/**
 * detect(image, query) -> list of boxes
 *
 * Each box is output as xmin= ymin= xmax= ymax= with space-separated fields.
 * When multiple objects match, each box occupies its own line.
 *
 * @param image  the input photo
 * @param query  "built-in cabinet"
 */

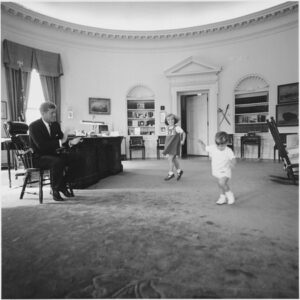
xmin=235 ymin=92 xmax=269 ymax=133
xmin=127 ymin=99 xmax=155 ymax=135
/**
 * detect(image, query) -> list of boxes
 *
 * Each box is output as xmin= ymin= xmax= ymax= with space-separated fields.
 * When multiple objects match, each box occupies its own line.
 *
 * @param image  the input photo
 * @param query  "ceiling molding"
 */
xmin=1 ymin=2 xmax=298 ymax=41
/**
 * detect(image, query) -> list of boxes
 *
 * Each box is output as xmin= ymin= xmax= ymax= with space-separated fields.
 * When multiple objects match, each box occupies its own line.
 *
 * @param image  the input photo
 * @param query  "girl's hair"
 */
xmin=215 ymin=131 xmax=229 ymax=145
xmin=165 ymin=113 xmax=180 ymax=125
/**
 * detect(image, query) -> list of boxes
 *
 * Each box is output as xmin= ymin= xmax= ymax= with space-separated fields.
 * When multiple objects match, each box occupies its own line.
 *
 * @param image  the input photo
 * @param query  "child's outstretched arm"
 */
xmin=198 ymin=139 xmax=206 ymax=150
xmin=180 ymin=131 xmax=186 ymax=145
xmin=229 ymin=158 xmax=236 ymax=168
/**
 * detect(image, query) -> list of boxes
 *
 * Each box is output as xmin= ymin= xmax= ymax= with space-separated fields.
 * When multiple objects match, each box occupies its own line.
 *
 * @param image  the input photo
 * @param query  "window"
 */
xmin=25 ymin=69 xmax=44 ymax=125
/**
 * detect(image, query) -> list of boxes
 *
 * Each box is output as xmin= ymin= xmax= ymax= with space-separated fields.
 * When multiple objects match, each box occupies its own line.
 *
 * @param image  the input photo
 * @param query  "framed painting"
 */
xmin=89 ymin=98 xmax=111 ymax=115
xmin=1 ymin=101 xmax=7 ymax=119
xmin=276 ymin=103 xmax=298 ymax=127
xmin=278 ymin=83 xmax=298 ymax=104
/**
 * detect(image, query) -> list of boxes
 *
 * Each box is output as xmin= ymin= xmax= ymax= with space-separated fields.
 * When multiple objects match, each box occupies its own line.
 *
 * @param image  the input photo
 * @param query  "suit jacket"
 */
xmin=29 ymin=118 xmax=64 ymax=158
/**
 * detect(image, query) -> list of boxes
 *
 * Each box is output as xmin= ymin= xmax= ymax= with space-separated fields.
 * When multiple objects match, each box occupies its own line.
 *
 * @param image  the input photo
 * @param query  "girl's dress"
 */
xmin=163 ymin=125 xmax=183 ymax=156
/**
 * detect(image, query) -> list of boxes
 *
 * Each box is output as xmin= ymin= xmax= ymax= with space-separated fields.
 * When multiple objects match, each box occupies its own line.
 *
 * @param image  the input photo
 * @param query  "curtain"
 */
xmin=5 ymin=68 xmax=31 ymax=122
xmin=40 ymin=75 xmax=62 ymax=123
xmin=3 ymin=39 xmax=63 ymax=122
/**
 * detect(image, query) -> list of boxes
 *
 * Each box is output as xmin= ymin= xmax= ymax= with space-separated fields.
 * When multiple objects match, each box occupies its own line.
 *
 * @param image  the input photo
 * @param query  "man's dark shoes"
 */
xmin=177 ymin=170 xmax=184 ymax=181
xmin=52 ymin=190 xmax=64 ymax=201
xmin=59 ymin=188 xmax=73 ymax=198
xmin=164 ymin=173 xmax=175 ymax=181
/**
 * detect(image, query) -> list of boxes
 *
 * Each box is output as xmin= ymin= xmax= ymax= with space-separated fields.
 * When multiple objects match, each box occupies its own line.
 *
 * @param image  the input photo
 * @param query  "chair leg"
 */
xmin=68 ymin=183 xmax=74 ymax=197
xmin=20 ymin=173 xmax=30 ymax=199
xmin=39 ymin=170 xmax=44 ymax=204
xmin=287 ymin=167 xmax=297 ymax=185
xmin=157 ymin=149 xmax=160 ymax=159
xmin=130 ymin=149 xmax=132 ymax=160
xmin=143 ymin=148 xmax=145 ymax=160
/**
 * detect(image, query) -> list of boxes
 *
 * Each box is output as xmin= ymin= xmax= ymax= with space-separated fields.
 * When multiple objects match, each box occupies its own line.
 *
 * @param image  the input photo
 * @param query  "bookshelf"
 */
xmin=127 ymin=99 xmax=155 ymax=135
xmin=235 ymin=92 xmax=269 ymax=133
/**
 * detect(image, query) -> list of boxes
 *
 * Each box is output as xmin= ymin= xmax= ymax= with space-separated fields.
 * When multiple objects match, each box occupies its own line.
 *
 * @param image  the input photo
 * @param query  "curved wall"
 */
xmin=1 ymin=3 xmax=298 ymax=158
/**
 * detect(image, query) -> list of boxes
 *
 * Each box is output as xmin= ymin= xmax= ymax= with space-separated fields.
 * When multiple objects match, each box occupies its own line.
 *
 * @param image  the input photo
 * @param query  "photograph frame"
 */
xmin=89 ymin=98 xmax=111 ymax=115
xmin=1 ymin=101 xmax=7 ymax=119
xmin=276 ymin=103 xmax=298 ymax=127
xmin=277 ymin=82 xmax=298 ymax=104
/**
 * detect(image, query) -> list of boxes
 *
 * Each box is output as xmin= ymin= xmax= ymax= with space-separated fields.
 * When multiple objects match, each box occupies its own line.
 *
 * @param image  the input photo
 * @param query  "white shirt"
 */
xmin=205 ymin=144 xmax=235 ymax=178
xmin=42 ymin=119 xmax=63 ymax=147
xmin=42 ymin=119 xmax=51 ymax=136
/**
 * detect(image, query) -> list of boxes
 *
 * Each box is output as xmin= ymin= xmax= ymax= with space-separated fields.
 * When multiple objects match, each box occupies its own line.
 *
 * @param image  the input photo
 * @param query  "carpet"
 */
xmin=1 ymin=159 xmax=299 ymax=298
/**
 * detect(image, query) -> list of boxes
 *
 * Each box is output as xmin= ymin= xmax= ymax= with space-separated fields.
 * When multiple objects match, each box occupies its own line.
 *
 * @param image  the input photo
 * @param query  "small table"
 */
xmin=241 ymin=135 xmax=261 ymax=159
xmin=1 ymin=138 xmax=15 ymax=188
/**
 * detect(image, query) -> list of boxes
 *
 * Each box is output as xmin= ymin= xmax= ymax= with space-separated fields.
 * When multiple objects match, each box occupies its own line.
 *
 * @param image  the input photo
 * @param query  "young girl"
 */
xmin=199 ymin=131 xmax=236 ymax=204
xmin=162 ymin=113 xmax=186 ymax=181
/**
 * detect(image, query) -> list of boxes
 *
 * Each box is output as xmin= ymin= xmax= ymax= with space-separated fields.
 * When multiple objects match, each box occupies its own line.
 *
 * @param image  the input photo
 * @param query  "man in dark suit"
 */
xmin=29 ymin=102 xmax=82 ymax=201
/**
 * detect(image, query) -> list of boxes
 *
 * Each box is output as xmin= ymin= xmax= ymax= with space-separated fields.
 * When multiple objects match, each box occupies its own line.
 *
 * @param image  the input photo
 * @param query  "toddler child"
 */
xmin=199 ymin=131 xmax=236 ymax=204
xmin=163 ymin=113 xmax=186 ymax=181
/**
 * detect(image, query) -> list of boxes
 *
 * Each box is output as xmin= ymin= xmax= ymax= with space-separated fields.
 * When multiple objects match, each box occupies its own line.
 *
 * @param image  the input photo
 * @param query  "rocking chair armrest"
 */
xmin=23 ymin=148 xmax=34 ymax=155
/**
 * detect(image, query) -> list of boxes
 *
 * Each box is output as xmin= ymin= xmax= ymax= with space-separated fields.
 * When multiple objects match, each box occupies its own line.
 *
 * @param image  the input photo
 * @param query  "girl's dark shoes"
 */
xmin=177 ymin=170 xmax=183 ymax=180
xmin=59 ymin=188 xmax=73 ymax=198
xmin=164 ymin=173 xmax=175 ymax=181
xmin=52 ymin=190 xmax=64 ymax=201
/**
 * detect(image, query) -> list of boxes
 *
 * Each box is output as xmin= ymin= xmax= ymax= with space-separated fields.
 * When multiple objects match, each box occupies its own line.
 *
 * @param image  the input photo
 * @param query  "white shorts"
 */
xmin=212 ymin=169 xmax=231 ymax=179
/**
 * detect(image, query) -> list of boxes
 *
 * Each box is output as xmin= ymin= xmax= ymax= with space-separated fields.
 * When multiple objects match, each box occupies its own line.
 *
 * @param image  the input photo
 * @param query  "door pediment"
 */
xmin=165 ymin=56 xmax=221 ymax=77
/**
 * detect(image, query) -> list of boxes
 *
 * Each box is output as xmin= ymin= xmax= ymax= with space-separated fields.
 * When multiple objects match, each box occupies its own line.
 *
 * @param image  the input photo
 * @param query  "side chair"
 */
xmin=129 ymin=136 xmax=145 ymax=160
xmin=156 ymin=135 xmax=166 ymax=159
xmin=11 ymin=134 xmax=51 ymax=204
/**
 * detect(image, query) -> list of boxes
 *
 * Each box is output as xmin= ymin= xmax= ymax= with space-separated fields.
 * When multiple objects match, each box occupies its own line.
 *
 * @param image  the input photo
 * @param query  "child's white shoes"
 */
xmin=225 ymin=191 xmax=235 ymax=205
xmin=216 ymin=194 xmax=226 ymax=205
xmin=216 ymin=191 xmax=235 ymax=205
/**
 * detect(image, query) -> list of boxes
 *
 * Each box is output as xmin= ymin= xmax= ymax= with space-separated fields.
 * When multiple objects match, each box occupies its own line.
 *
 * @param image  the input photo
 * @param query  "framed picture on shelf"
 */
xmin=160 ymin=112 xmax=166 ymax=123
xmin=276 ymin=103 xmax=298 ymax=126
xmin=1 ymin=101 xmax=7 ymax=119
xmin=278 ymin=83 xmax=298 ymax=104
xmin=89 ymin=98 xmax=110 ymax=115
xmin=137 ymin=103 xmax=145 ymax=109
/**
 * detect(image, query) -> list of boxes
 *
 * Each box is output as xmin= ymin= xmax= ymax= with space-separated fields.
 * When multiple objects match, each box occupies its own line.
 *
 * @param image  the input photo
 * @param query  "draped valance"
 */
xmin=3 ymin=39 xmax=63 ymax=77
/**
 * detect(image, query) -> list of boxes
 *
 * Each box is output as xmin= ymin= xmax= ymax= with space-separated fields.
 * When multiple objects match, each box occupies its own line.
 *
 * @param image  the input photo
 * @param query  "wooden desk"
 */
xmin=68 ymin=136 xmax=123 ymax=188
xmin=2 ymin=136 xmax=123 ymax=189
xmin=241 ymin=135 xmax=261 ymax=159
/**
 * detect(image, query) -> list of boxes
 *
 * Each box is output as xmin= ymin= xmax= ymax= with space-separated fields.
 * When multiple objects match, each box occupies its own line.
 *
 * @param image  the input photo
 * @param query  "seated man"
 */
xmin=29 ymin=102 xmax=82 ymax=201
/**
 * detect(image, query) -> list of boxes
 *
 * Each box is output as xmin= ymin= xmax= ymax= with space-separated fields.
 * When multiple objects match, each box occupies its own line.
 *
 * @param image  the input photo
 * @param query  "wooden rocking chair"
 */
xmin=267 ymin=117 xmax=298 ymax=184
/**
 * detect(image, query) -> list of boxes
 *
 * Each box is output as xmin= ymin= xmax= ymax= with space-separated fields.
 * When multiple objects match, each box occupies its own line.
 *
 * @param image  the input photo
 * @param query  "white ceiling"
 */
xmin=14 ymin=1 xmax=287 ymax=31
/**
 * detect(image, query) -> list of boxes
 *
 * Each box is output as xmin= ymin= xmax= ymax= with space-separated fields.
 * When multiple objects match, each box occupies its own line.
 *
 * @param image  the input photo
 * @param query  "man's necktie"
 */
xmin=49 ymin=123 xmax=52 ymax=137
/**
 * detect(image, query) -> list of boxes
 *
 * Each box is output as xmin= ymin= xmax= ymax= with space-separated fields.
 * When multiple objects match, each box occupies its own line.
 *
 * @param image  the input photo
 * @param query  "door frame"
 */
xmin=170 ymin=83 xmax=218 ymax=147
xmin=180 ymin=92 xmax=209 ymax=157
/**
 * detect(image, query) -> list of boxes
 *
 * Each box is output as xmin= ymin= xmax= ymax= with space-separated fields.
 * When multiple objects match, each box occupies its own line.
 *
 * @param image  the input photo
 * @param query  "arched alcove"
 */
xmin=126 ymin=84 xmax=156 ymax=136
xmin=127 ymin=85 xmax=155 ymax=99
xmin=234 ymin=74 xmax=269 ymax=133
xmin=235 ymin=74 xmax=269 ymax=93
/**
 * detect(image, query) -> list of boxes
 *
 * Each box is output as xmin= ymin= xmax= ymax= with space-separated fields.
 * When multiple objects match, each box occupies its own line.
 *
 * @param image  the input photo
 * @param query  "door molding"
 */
xmin=165 ymin=56 xmax=221 ymax=145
